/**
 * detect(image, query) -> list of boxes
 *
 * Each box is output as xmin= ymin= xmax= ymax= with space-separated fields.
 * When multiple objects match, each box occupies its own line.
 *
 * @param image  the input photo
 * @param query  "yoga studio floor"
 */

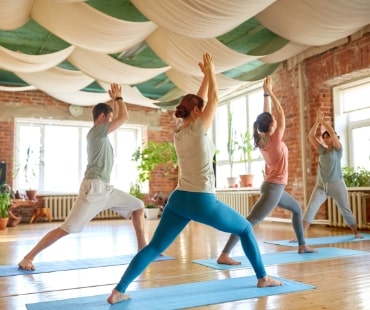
xmin=1 ymin=218 xmax=370 ymax=309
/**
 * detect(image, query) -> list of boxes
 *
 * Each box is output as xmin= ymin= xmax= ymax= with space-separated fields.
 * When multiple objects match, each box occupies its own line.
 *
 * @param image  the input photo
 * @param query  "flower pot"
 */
xmin=0 ymin=217 xmax=8 ymax=230
xmin=239 ymin=174 xmax=254 ymax=187
xmin=227 ymin=177 xmax=238 ymax=188
xmin=144 ymin=208 xmax=159 ymax=220
xmin=26 ymin=190 xmax=37 ymax=201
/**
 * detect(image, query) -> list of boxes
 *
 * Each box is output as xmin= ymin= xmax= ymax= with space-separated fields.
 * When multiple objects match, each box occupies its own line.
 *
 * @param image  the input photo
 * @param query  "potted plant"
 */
xmin=342 ymin=166 xmax=370 ymax=187
xmin=226 ymin=111 xmax=238 ymax=187
xmin=131 ymin=141 xmax=178 ymax=184
xmin=237 ymin=130 xmax=258 ymax=187
xmin=15 ymin=145 xmax=44 ymax=200
xmin=0 ymin=183 xmax=11 ymax=229
xmin=144 ymin=204 xmax=160 ymax=220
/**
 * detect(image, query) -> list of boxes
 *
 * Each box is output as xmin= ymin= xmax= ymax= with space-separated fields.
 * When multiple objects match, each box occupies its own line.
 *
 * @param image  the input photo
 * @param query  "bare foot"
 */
xmin=289 ymin=237 xmax=298 ymax=243
xmin=298 ymin=245 xmax=317 ymax=254
xmin=107 ymin=289 xmax=130 ymax=305
xmin=217 ymin=253 xmax=241 ymax=265
xmin=354 ymin=233 xmax=363 ymax=239
xmin=257 ymin=276 xmax=283 ymax=287
xmin=18 ymin=258 xmax=35 ymax=271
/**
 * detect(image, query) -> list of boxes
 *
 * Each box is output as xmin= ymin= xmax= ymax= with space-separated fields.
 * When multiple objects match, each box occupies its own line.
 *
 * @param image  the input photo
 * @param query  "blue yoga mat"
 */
xmin=0 ymin=255 xmax=174 ymax=277
xmin=25 ymin=275 xmax=315 ymax=310
xmin=192 ymin=247 xmax=368 ymax=270
xmin=265 ymin=233 xmax=370 ymax=247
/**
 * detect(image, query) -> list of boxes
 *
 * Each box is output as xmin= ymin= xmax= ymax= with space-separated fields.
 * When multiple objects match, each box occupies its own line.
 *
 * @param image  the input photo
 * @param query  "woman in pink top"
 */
xmin=217 ymin=76 xmax=316 ymax=265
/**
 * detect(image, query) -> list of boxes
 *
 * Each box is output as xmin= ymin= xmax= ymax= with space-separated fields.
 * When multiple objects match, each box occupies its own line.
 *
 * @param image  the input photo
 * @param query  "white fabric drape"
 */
xmin=0 ymin=0 xmax=369 ymax=108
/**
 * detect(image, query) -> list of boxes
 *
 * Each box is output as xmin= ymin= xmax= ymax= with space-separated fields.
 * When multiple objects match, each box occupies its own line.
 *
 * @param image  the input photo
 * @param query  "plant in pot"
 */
xmin=0 ymin=183 xmax=11 ymax=229
xmin=15 ymin=145 xmax=44 ymax=200
xmin=237 ymin=130 xmax=258 ymax=187
xmin=144 ymin=203 xmax=160 ymax=220
xmin=226 ymin=111 xmax=238 ymax=188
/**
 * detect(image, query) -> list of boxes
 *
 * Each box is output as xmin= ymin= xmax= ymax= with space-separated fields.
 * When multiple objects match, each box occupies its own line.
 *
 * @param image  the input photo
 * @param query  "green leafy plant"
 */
xmin=129 ymin=182 xmax=144 ymax=200
xmin=132 ymin=141 xmax=178 ymax=183
xmin=145 ymin=204 xmax=158 ymax=209
xmin=0 ymin=183 xmax=11 ymax=218
xmin=342 ymin=166 xmax=370 ymax=187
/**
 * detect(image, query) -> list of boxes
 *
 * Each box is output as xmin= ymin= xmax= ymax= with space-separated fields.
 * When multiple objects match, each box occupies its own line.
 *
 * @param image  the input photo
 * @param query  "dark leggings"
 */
xmin=222 ymin=182 xmax=306 ymax=254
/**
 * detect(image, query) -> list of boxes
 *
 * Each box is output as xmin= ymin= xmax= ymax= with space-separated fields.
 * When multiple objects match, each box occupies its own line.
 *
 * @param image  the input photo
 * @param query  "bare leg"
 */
xmin=350 ymin=224 xmax=363 ymax=238
xmin=257 ymin=276 xmax=283 ymax=287
xmin=217 ymin=253 xmax=241 ymax=265
xmin=107 ymin=289 xmax=130 ymax=305
xmin=131 ymin=208 xmax=147 ymax=251
xmin=18 ymin=227 xmax=69 ymax=270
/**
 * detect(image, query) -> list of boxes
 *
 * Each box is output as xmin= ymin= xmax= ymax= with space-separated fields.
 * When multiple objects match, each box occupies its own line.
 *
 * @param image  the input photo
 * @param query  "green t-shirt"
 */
xmin=84 ymin=123 xmax=113 ymax=183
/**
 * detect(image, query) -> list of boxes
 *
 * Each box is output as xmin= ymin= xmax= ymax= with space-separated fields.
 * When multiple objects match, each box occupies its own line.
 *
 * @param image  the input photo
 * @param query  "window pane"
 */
xmin=16 ymin=125 xmax=42 ymax=190
xmin=351 ymin=126 xmax=370 ymax=170
xmin=44 ymin=126 xmax=81 ymax=192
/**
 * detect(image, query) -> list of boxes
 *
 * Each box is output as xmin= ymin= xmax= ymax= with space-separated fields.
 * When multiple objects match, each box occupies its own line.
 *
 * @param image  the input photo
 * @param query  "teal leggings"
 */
xmin=115 ymin=190 xmax=267 ymax=293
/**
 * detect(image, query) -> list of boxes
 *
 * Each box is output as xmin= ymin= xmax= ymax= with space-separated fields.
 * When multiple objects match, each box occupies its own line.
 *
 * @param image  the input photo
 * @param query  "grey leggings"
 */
xmin=222 ymin=182 xmax=306 ymax=254
xmin=303 ymin=179 xmax=356 ymax=226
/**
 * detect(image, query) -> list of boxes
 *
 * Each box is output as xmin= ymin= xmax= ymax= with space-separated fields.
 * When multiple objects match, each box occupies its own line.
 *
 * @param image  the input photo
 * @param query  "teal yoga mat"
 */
xmin=264 ymin=233 xmax=370 ymax=247
xmin=0 ymin=255 xmax=174 ymax=277
xmin=192 ymin=247 xmax=368 ymax=270
xmin=25 ymin=275 xmax=315 ymax=310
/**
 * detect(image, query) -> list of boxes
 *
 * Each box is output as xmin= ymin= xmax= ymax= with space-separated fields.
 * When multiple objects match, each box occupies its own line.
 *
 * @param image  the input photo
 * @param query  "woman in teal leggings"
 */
xmin=107 ymin=53 xmax=281 ymax=304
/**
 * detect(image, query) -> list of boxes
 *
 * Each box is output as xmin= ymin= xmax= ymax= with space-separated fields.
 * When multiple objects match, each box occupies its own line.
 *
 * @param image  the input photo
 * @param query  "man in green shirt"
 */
xmin=18 ymin=83 xmax=147 ymax=271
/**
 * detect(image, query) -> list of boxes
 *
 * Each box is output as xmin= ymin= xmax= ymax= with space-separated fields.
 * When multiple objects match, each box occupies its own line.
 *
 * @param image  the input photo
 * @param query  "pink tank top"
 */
xmin=259 ymin=129 xmax=288 ymax=185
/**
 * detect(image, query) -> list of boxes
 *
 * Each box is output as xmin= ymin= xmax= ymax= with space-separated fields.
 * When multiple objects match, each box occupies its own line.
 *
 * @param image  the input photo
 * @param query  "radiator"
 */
xmin=44 ymin=195 xmax=120 ymax=221
xmin=216 ymin=190 xmax=260 ymax=217
xmin=328 ymin=192 xmax=369 ymax=229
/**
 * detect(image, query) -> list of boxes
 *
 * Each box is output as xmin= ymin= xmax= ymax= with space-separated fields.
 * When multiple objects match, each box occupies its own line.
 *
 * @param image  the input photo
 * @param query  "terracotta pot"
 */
xmin=26 ymin=190 xmax=37 ymax=201
xmin=239 ymin=174 xmax=254 ymax=187
xmin=0 ymin=217 xmax=9 ymax=230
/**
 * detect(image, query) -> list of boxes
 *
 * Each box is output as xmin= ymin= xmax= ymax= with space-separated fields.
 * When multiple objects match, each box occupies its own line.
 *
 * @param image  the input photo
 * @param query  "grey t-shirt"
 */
xmin=317 ymin=144 xmax=343 ymax=183
xmin=84 ymin=122 xmax=113 ymax=183
xmin=175 ymin=118 xmax=216 ymax=193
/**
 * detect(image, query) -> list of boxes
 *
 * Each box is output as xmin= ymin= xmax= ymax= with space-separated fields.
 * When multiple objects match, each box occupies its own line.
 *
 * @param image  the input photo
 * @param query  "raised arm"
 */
xmin=263 ymin=76 xmax=285 ymax=133
xmin=308 ymin=111 xmax=322 ymax=151
xmin=319 ymin=114 xmax=341 ymax=150
xmin=199 ymin=53 xmax=218 ymax=131
xmin=107 ymin=83 xmax=129 ymax=134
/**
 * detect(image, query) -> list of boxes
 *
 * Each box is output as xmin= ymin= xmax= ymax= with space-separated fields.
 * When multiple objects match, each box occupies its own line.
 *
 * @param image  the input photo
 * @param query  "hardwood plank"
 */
xmin=0 ymin=219 xmax=369 ymax=309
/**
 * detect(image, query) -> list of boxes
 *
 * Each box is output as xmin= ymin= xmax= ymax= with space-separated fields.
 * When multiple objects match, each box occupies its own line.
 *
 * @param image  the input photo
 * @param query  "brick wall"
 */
xmin=0 ymin=31 xmax=369 ymax=221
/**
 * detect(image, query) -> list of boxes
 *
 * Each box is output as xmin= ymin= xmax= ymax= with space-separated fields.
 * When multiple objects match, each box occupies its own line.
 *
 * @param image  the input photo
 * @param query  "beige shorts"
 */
xmin=60 ymin=179 xmax=144 ymax=233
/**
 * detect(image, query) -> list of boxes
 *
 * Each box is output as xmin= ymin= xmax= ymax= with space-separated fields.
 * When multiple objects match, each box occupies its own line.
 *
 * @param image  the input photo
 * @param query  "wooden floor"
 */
xmin=1 ymin=218 xmax=370 ymax=310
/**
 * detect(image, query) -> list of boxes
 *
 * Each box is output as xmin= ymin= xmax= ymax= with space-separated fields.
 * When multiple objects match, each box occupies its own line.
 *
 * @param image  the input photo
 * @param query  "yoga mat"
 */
xmin=192 ymin=247 xmax=368 ymax=270
xmin=264 ymin=233 xmax=370 ymax=247
xmin=25 ymin=275 xmax=315 ymax=310
xmin=0 ymin=255 xmax=174 ymax=277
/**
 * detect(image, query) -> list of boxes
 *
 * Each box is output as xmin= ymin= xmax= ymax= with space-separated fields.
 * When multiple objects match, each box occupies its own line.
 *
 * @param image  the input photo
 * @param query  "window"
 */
xmin=14 ymin=118 xmax=142 ymax=194
xmin=214 ymin=84 xmax=264 ymax=188
xmin=333 ymin=78 xmax=370 ymax=170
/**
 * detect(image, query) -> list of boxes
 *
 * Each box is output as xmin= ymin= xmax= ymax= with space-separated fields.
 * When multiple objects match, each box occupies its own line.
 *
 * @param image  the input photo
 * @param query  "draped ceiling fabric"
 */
xmin=0 ymin=0 xmax=369 ymax=109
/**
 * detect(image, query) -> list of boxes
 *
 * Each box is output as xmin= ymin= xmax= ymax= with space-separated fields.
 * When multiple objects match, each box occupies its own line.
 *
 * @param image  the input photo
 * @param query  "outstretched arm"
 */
xmin=199 ymin=53 xmax=218 ymax=131
xmin=308 ymin=111 xmax=322 ymax=151
xmin=107 ymin=83 xmax=129 ymax=134
xmin=320 ymin=114 xmax=341 ymax=150
xmin=263 ymin=76 xmax=285 ymax=133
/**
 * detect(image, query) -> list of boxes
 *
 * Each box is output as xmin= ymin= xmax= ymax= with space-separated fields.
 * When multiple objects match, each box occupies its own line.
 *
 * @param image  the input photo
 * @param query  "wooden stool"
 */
xmin=29 ymin=207 xmax=52 ymax=223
